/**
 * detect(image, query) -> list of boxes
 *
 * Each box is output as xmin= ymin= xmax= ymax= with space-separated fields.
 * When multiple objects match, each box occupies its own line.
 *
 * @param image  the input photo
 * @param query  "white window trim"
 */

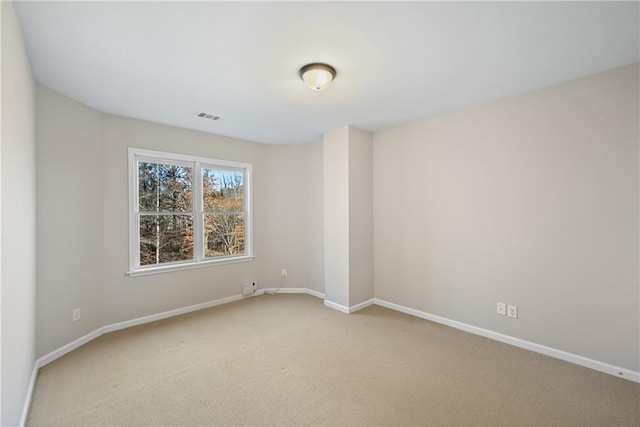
xmin=127 ymin=147 xmax=253 ymax=276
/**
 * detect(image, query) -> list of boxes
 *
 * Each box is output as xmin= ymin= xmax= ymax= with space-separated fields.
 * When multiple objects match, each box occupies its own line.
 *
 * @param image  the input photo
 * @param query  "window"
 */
xmin=128 ymin=148 xmax=252 ymax=275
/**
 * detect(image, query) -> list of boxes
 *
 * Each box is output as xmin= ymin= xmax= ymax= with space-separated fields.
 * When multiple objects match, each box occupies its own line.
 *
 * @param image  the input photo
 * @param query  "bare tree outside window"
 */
xmin=138 ymin=162 xmax=193 ymax=265
xmin=202 ymin=168 xmax=245 ymax=257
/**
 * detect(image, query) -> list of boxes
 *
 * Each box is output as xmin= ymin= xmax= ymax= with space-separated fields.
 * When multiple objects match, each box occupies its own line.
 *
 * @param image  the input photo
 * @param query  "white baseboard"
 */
xmin=37 ymin=327 xmax=103 ymax=368
xmin=258 ymin=287 xmax=326 ymax=299
xmin=304 ymin=288 xmax=326 ymax=299
xmin=374 ymin=298 xmax=639 ymax=383
xmin=349 ymin=298 xmax=375 ymax=313
xmin=19 ymin=363 xmax=39 ymax=427
xmin=323 ymin=299 xmax=350 ymax=313
xmin=103 ymin=294 xmax=244 ymax=333
xmin=323 ymin=298 xmax=374 ymax=314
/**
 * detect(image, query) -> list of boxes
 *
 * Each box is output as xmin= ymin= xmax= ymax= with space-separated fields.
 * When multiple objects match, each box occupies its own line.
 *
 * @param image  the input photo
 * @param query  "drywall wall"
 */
xmin=373 ymin=63 xmax=640 ymax=371
xmin=304 ymin=140 xmax=324 ymax=293
xmin=323 ymin=126 xmax=373 ymax=308
xmin=1 ymin=1 xmax=37 ymax=425
xmin=100 ymin=114 xmax=268 ymax=325
xmin=323 ymin=126 xmax=350 ymax=307
xmin=348 ymin=127 xmax=373 ymax=306
xmin=36 ymin=86 xmax=105 ymax=358
xmin=263 ymin=143 xmax=324 ymax=293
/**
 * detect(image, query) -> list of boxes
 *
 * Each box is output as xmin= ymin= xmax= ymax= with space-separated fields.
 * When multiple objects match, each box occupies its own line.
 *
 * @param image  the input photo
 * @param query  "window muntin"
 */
xmin=129 ymin=148 xmax=252 ymax=275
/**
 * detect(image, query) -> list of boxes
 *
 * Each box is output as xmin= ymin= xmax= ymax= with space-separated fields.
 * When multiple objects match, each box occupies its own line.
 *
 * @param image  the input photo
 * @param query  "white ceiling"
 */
xmin=14 ymin=1 xmax=639 ymax=145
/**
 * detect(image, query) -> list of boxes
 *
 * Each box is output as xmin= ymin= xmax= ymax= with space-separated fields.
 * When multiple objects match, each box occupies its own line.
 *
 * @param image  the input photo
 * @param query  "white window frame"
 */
xmin=128 ymin=148 xmax=253 ymax=276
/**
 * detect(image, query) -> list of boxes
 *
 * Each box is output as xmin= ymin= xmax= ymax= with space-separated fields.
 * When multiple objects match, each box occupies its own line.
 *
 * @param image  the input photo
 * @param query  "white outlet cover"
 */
xmin=496 ymin=302 xmax=506 ymax=315
xmin=241 ymin=282 xmax=256 ymax=296
xmin=507 ymin=305 xmax=518 ymax=319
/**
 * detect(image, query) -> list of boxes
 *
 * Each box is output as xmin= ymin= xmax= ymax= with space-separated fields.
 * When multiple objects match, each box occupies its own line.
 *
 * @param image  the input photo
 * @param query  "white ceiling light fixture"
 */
xmin=299 ymin=63 xmax=336 ymax=91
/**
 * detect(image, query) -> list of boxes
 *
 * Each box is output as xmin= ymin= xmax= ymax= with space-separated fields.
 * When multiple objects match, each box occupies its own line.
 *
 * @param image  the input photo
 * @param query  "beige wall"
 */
xmin=348 ymin=127 xmax=373 ymax=306
xmin=36 ymin=87 xmax=104 ymax=358
xmin=100 ymin=114 xmax=268 ymax=325
xmin=35 ymin=87 xmax=324 ymax=356
xmin=322 ymin=126 xmax=349 ymax=307
xmin=263 ymin=143 xmax=324 ymax=293
xmin=373 ymin=64 xmax=639 ymax=371
xmin=304 ymin=140 xmax=324 ymax=293
xmin=1 ymin=1 xmax=37 ymax=425
xmin=323 ymin=127 xmax=350 ymax=307
xmin=322 ymin=126 xmax=373 ymax=308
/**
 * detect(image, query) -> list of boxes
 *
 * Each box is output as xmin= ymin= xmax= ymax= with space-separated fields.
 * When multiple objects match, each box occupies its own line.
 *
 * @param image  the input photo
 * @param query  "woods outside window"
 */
xmin=128 ymin=148 xmax=252 ymax=276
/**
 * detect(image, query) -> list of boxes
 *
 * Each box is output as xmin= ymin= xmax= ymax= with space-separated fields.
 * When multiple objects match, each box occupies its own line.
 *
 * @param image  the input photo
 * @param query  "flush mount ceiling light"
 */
xmin=299 ymin=63 xmax=336 ymax=91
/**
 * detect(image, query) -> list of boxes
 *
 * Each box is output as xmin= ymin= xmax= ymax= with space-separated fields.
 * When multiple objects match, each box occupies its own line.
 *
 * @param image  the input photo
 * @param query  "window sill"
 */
xmin=127 ymin=255 xmax=255 ymax=277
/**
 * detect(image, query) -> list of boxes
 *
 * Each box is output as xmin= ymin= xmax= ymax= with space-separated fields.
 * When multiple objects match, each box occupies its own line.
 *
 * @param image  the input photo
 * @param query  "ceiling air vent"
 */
xmin=197 ymin=112 xmax=221 ymax=121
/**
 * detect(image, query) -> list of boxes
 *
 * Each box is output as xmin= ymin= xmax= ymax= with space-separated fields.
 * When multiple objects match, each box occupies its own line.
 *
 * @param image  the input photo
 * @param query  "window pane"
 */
xmin=202 ymin=168 xmax=244 ymax=212
xmin=204 ymin=214 xmax=245 ymax=257
xmin=138 ymin=162 xmax=192 ymax=212
xmin=139 ymin=214 xmax=194 ymax=265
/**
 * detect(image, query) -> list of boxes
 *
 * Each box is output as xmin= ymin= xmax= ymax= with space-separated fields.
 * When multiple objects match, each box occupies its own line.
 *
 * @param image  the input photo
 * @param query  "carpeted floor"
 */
xmin=27 ymin=294 xmax=639 ymax=426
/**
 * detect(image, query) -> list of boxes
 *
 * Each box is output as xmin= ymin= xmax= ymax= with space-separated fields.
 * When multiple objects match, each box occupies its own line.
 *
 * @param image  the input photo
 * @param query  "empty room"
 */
xmin=2 ymin=1 xmax=639 ymax=426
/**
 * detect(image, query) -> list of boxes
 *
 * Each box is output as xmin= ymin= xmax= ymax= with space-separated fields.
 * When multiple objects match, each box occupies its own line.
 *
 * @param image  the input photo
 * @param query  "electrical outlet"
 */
xmin=496 ymin=302 xmax=506 ymax=315
xmin=281 ymin=269 xmax=288 ymax=278
xmin=72 ymin=308 xmax=81 ymax=322
xmin=507 ymin=305 xmax=518 ymax=319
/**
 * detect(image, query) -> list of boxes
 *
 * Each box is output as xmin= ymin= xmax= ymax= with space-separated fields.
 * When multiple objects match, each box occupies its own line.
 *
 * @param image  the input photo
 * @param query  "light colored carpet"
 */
xmin=27 ymin=294 xmax=639 ymax=426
